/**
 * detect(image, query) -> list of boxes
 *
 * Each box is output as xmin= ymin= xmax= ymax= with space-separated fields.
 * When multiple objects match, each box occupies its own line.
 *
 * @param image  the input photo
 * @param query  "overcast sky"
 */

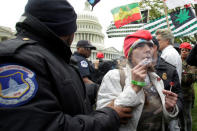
xmin=0 ymin=0 xmax=141 ymax=51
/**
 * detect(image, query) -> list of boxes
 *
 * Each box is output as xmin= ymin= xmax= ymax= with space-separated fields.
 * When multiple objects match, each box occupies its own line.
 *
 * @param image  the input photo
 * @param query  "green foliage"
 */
xmin=139 ymin=0 xmax=164 ymax=20
xmin=175 ymin=36 xmax=196 ymax=45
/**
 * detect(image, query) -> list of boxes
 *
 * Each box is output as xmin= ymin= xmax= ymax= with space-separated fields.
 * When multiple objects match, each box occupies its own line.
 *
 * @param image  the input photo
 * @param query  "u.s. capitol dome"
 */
xmin=71 ymin=2 xmax=122 ymax=61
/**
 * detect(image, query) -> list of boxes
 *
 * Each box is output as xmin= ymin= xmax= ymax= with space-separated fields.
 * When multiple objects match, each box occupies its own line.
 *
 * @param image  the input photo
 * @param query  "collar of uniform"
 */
xmin=155 ymin=56 xmax=167 ymax=70
xmin=16 ymin=13 xmax=72 ymax=63
xmin=74 ymin=52 xmax=86 ymax=58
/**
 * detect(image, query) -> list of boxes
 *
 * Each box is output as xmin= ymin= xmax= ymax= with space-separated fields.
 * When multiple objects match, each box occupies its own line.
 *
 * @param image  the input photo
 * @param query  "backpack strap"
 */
xmin=119 ymin=67 xmax=126 ymax=91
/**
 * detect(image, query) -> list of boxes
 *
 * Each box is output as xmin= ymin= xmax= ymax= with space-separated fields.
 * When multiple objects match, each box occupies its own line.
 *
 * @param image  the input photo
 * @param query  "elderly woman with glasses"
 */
xmin=96 ymin=30 xmax=179 ymax=131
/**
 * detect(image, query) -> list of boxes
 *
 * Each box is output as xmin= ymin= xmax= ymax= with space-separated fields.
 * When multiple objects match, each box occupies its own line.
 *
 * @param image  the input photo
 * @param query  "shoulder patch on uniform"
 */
xmin=0 ymin=64 xmax=38 ymax=107
xmin=80 ymin=60 xmax=88 ymax=68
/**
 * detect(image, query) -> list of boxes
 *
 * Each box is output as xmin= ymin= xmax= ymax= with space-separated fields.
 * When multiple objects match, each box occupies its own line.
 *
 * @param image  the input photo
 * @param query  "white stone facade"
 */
xmin=0 ymin=26 xmax=15 ymax=42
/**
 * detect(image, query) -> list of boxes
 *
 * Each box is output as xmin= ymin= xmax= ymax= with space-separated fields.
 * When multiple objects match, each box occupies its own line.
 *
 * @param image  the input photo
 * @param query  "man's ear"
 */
xmin=77 ymin=47 xmax=80 ymax=52
xmin=167 ymin=40 xmax=171 ymax=45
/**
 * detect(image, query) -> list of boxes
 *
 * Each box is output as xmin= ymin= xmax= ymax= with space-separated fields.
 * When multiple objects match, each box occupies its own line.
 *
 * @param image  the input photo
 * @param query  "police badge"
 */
xmin=162 ymin=73 xmax=167 ymax=80
xmin=80 ymin=60 xmax=88 ymax=68
xmin=0 ymin=64 xmax=38 ymax=107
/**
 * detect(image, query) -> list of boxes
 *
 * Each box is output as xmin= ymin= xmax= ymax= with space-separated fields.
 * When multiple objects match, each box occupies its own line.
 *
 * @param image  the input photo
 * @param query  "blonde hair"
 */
xmin=156 ymin=29 xmax=174 ymax=45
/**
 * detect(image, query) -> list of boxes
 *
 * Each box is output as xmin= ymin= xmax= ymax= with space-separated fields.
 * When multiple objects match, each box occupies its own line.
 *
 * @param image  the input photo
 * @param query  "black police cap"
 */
xmin=76 ymin=40 xmax=96 ymax=50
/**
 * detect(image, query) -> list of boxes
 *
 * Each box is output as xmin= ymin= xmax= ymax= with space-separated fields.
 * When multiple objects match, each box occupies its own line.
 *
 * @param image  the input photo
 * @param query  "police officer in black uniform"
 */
xmin=152 ymin=37 xmax=183 ymax=131
xmin=72 ymin=40 xmax=96 ymax=84
xmin=71 ymin=40 xmax=99 ymax=105
xmin=155 ymin=57 xmax=183 ymax=111
xmin=0 ymin=0 xmax=132 ymax=131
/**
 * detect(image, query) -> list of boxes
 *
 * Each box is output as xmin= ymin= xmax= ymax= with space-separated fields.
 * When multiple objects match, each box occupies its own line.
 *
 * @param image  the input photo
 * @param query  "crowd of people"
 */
xmin=0 ymin=0 xmax=197 ymax=131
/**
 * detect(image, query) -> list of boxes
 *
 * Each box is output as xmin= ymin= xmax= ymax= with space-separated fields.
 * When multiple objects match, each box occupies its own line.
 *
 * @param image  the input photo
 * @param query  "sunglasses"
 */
xmin=181 ymin=48 xmax=190 ymax=52
xmin=133 ymin=42 xmax=153 ymax=49
xmin=84 ymin=48 xmax=91 ymax=51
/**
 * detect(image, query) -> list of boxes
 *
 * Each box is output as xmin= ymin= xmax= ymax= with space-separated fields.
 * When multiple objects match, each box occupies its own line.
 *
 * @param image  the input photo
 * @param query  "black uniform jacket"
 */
xmin=155 ymin=56 xmax=183 ymax=112
xmin=70 ymin=53 xmax=99 ymax=106
xmin=0 ymin=14 xmax=119 ymax=131
xmin=72 ymin=52 xmax=91 ymax=78
xmin=187 ymin=44 xmax=197 ymax=66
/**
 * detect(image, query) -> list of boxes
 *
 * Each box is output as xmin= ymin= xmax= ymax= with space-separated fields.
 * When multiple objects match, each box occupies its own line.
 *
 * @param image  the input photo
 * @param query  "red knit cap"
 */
xmin=179 ymin=42 xmax=192 ymax=50
xmin=123 ymin=30 xmax=152 ymax=57
xmin=96 ymin=52 xmax=104 ymax=59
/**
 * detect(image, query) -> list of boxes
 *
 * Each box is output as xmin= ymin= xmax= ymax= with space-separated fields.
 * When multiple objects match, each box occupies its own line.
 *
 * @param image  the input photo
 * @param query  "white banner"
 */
xmin=193 ymin=0 xmax=197 ymax=4
xmin=165 ymin=0 xmax=194 ymax=9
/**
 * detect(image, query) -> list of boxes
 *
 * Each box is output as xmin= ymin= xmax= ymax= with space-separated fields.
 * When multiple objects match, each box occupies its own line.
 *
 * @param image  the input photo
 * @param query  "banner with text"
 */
xmin=165 ymin=0 xmax=194 ymax=9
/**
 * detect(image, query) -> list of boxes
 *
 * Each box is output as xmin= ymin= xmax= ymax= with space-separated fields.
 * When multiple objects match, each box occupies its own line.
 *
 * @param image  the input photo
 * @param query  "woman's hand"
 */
xmin=131 ymin=61 xmax=148 ymax=92
xmin=107 ymin=100 xmax=132 ymax=124
xmin=132 ymin=63 xmax=147 ymax=82
xmin=162 ymin=90 xmax=178 ymax=112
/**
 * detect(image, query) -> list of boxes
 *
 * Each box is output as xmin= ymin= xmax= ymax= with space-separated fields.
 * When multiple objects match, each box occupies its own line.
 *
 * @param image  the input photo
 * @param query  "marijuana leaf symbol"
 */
xmin=175 ymin=9 xmax=190 ymax=24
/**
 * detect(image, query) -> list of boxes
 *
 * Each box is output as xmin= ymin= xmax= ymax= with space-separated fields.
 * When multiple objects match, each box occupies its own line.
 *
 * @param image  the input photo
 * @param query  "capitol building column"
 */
xmin=90 ymin=34 xmax=92 ymax=42
xmin=93 ymin=35 xmax=95 ymax=43
xmin=80 ymin=33 xmax=82 ymax=40
xmin=89 ymin=34 xmax=91 ymax=42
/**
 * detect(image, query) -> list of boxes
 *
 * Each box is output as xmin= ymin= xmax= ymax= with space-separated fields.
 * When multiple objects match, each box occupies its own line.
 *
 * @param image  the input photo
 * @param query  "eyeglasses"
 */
xmin=181 ymin=48 xmax=190 ymax=52
xmin=133 ymin=42 xmax=153 ymax=49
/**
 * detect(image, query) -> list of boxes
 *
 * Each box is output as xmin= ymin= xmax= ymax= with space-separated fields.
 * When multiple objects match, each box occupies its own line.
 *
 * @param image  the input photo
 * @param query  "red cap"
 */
xmin=179 ymin=42 xmax=192 ymax=50
xmin=184 ymin=4 xmax=191 ymax=8
xmin=123 ymin=30 xmax=152 ymax=57
xmin=96 ymin=52 xmax=104 ymax=59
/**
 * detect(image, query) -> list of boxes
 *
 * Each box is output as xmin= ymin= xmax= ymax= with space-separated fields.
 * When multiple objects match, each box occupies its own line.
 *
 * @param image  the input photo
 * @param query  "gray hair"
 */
xmin=156 ymin=29 xmax=174 ymax=45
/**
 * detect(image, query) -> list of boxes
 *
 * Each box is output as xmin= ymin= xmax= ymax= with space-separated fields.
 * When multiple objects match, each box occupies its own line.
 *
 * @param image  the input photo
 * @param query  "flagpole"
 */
xmin=163 ymin=0 xmax=171 ymax=31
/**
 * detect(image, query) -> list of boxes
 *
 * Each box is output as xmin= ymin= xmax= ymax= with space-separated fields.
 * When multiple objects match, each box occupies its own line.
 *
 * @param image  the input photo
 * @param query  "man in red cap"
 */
xmin=94 ymin=52 xmax=104 ymax=69
xmin=179 ymin=42 xmax=197 ymax=131
xmin=94 ymin=52 xmax=119 ymax=85
xmin=96 ymin=52 xmax=104 ymax=59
